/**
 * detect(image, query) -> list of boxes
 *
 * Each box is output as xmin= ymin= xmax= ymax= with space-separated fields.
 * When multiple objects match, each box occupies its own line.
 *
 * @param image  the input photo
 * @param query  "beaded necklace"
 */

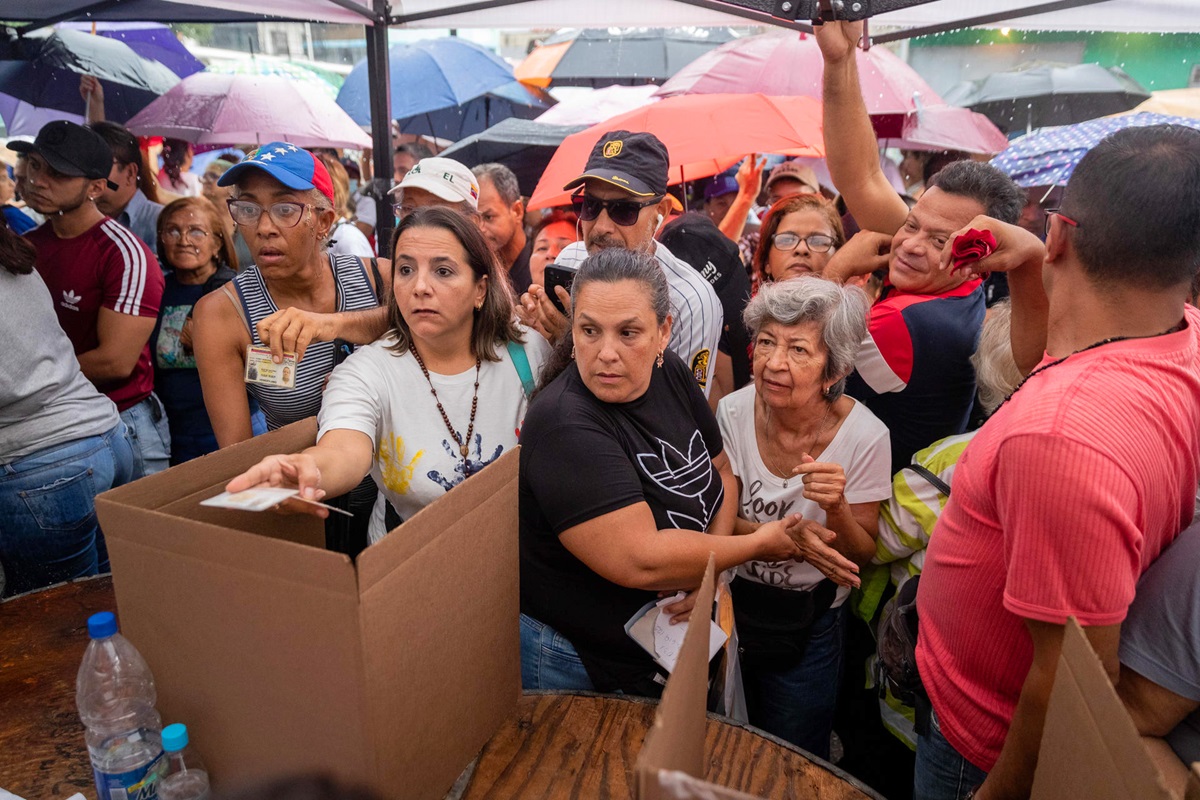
xmin=411 ymin=345 xmax=482 ymax=476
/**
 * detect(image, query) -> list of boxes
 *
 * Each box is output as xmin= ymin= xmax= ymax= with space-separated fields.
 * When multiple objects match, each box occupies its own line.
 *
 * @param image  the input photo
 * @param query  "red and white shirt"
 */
xmin=27 ymin=218 xmax=164 ymax=412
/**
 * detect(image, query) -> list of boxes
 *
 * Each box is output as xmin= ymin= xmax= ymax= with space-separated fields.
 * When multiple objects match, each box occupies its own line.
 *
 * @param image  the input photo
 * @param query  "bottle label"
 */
xmin=94 ymin=752 xmax=167 ymax=800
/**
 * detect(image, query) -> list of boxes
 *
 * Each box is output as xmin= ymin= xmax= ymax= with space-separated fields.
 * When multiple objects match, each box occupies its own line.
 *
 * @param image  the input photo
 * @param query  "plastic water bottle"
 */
xmin=77 ymin=611 xmax=166 ymax=800
xmin=158 ymin=724 xmax=211 ymax=800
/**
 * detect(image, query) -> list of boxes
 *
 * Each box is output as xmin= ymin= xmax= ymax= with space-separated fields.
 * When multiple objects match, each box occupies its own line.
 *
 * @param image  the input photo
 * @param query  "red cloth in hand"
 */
xmin=950 ymin=228 xmax=997 ymax=272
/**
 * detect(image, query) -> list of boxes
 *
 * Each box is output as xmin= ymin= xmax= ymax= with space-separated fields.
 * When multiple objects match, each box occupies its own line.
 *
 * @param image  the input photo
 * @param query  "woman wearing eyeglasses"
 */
xmin=715 ymin=276 xmax=890 ymax=758
xmin=752 ymin=194 xmax=846 ymax=289
xmin=192 ymin=143 xmax=385 ymax=551
xmin=151 ymin=197 xmax=259 ymax=464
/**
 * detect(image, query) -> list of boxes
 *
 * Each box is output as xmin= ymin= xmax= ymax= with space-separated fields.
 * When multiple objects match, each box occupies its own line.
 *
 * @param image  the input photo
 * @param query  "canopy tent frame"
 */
xmin=871 ymin=0 xmax=1111 ymax=44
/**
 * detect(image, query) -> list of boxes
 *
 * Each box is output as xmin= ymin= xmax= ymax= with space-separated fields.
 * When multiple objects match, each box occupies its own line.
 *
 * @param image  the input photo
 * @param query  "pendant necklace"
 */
xmin=411 ymin=346 xmax=482 ymax=476
xmin=764 ymin=401 xmax=832 ymax=489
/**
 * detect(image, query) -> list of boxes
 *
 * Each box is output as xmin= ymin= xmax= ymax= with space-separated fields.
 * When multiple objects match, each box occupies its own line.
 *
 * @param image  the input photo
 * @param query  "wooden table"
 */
xmin=1 ymin=575 xmax=113 ymax=800
xmin=1 ymin=577 xmax=884 ymax=800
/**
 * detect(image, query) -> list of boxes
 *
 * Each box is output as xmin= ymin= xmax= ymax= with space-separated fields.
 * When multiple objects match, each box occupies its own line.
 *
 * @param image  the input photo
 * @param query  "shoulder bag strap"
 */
xmin=907 ymin=463 xmax=952 ymax=497
xmin=506 ymin=340 xmax=535 ymax=398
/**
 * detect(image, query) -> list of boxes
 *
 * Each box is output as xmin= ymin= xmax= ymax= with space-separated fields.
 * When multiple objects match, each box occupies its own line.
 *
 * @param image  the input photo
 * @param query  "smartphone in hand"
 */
xmin=543 ymin=265 xmax=577 ymax=316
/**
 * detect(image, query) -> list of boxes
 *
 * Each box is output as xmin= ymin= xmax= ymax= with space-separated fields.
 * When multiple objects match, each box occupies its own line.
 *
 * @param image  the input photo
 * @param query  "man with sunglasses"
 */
xmin=523 ymin=131 xmax=722 ymax=396
xmin=10 ymin=121 xmax=168 ymax=478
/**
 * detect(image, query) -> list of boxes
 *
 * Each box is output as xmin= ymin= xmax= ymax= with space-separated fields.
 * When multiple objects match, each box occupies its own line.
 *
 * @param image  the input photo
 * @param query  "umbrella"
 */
xmin=205 ymin=59 xmax=343 ymax=102
xmin=530 ymin=93 xmax=824 ymax=210
xmin=990 ymin=112 xmax=1200 ymax=188
xmin=57 ymin=22 xmax=205 ymax=80
xmin=655 ymin=31 xmax=942 ymax=139
xmin=0 ymin=28 xmax=181 ymax=122
xmin=440 ymin=118 xmax=587 ymax=196
xmin=887 ymin=104 xmax=1010 ymax=155
xmin=536 ymin=84 xmax=659 ymax=127
xmin=125 ymin=72 xmax=370 ymax=149
xmin=1123 ymin=88 xmax=1200 ymax=119
xmin=336 ymin=37 xmax=554 ymax=141
xmin=516 ymin=27 xmax=739 ymax=89
xmin=943 ymin=63 xmax=1151 ymax=134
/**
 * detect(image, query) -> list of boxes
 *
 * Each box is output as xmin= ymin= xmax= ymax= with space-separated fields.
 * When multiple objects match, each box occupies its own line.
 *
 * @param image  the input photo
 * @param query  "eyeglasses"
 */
xmin=571 ymin=193 xmax=662 ymax=227
xmin=392 ymin=203 xmax=415 ymax=219
xmin=200 ymin=172 xmax=220 ymax=184
xmin=162 ymin=226 xmax=211 ymax=243
xmin=1044 ymin=208 xmax=1079 ymax=239
xmin=227 ymin=199 xmax=312 ymax=229
xmin=770 ymin=232 xmax=836 ymax=253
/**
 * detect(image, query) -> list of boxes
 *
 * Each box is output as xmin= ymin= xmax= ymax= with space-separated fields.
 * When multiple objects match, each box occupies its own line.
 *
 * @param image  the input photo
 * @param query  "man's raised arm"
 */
xmin=816 ymin=20 xmax=910 ymax=235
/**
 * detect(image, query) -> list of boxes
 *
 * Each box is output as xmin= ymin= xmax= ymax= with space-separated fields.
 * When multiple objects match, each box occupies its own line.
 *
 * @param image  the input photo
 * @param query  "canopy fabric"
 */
xmin=2 ymin=0 xmax=377 ymax=25
xmin=871 ymin=0 xmax=1200 ymax=35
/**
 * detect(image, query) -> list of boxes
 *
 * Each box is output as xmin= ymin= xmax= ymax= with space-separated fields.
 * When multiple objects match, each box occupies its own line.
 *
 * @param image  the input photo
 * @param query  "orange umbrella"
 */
xmin=529 ymin=93 xmax=824 ymax=210
xmin=515 ymin=40 xmax=570 ymax=88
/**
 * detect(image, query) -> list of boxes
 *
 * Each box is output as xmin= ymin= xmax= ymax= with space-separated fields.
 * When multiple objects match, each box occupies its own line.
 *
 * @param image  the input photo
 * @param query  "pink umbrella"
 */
xmin=535 ymin=84 xmax=659 ymax=127
xmin=125 ymin=72 xmax=370 ymax=149
xmin=888 ymin=105 xmax=1010 ymax=155
xmin=656 ymin=31 xmax=942 ymax=139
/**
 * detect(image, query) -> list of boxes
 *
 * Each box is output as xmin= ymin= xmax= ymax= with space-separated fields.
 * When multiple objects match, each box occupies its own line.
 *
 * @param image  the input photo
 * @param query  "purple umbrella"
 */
xmin=991 ymin=112 xmax=1200 ymax=188
xmin=126 ymin=72 xmax=370 ymax=149
xmin=58 ymin=22 xmax=205 ymax=80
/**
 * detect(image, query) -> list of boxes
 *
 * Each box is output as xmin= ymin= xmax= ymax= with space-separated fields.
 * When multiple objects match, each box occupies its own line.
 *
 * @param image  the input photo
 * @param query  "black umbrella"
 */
xmin=943 ymin=62 xmax=1151 ymax=135
xmin=0 ymin=28 xmax=180 ymax=122
xmin=439 ymin=118 xmax=587 ymax=196
xmin=516 ymin=28 xmax=740 ymax=89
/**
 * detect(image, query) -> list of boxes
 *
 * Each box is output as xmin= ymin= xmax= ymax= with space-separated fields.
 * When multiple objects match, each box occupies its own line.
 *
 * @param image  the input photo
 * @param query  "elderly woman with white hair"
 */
xmin=717 ymin=275 xmax=892 ymax=758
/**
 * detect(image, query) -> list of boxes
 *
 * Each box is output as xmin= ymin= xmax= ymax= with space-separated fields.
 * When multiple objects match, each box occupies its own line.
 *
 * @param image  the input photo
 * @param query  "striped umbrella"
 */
xmin=990 ymin=112 xmax=1200 ymax=187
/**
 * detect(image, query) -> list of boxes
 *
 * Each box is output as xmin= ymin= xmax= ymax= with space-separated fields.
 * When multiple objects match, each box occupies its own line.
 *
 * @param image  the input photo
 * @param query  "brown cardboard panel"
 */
xmin=1031 ymin=618 xmax=1174 ymax=800
xmin=105 ymin=524 xmax=371 ymax=788
xmin=360 ymin=448 xmax=521 ymax=797
xmin=99 ymin=418 xmax=319 ymax=509
xmin=158 ymin=482 xmax=326 ymax=548
xmin=637 ymin=555 xmax=717 ymax=800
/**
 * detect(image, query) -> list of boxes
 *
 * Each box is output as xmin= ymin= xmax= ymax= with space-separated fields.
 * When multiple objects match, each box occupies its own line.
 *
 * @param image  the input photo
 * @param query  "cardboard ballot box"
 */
xmin=95 ymin=419 xmax=520 ymax=799
xmin=1032 ymin=617 xmax=1200 ymax=800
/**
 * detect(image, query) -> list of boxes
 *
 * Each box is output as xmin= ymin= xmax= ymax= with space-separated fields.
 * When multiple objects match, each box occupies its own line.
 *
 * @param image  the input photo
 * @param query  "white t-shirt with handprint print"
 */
xmin=318 ymin=327 xmax=549 ymax=543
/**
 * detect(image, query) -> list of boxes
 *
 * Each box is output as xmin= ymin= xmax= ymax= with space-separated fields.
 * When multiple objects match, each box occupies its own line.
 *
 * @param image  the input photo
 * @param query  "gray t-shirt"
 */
xmin=0 ymin=268 xmax=119 ymax=463
xmin=1119 ymin=510 xmax=1200 ymax=766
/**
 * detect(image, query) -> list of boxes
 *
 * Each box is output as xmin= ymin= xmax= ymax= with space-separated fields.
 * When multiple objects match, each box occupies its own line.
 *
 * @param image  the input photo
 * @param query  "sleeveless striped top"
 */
xmin=234 ymin=253 xmax=380 ymax=431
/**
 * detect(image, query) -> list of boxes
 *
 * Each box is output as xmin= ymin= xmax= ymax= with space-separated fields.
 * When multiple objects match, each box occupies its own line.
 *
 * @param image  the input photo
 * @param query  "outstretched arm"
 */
xmin=816 ymin=20 xmax=910 ymax=235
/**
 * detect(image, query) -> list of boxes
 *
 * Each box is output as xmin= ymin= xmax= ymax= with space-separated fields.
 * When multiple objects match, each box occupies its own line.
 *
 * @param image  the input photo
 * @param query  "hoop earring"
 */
xmin=656 ymin=350 xmax=665 ymax=368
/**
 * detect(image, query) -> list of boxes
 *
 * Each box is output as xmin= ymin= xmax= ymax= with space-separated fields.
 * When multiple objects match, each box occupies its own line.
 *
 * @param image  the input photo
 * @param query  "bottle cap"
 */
xmin=87 ymin=612 xmax=118 ymax=639
xmin=162 ymin=723 xmax=189 ymax=752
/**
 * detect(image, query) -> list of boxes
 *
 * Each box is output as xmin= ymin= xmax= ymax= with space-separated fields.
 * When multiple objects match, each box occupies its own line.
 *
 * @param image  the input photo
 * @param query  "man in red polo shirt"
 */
xmin=11 ymin=121 xmax=168 ymax=477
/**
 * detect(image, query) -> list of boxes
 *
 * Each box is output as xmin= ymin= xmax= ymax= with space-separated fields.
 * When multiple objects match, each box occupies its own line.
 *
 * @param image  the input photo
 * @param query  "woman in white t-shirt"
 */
xmin=226 ymin=206 xmax=548 ymax=541
xmin=717 ymin=276 xmax=891 ymax=758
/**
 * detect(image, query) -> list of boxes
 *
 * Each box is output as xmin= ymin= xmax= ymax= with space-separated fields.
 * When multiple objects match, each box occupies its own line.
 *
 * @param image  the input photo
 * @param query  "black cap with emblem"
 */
xmin=7 ymin=120 xmax=118 ymax=191
xmin=563 ymin=130 xmax=669 ymax=198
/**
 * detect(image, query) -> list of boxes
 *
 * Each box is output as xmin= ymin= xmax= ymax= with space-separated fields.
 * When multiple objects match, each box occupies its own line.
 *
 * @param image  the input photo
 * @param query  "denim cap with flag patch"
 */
xmin=217 ymin=142 xmax=334 ymax=203
xmin=388 ymin=156 xmax=479 ymax=210
xmin=7 ymin=121 xmax=118 ymax=190
xmin=564 ymin=130 xmax=669 ymax=198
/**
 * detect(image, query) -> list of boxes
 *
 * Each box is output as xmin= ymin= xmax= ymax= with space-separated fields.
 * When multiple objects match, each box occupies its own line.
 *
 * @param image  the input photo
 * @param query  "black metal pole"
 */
xmin=366 ymin=0 xmax=395 ymax=258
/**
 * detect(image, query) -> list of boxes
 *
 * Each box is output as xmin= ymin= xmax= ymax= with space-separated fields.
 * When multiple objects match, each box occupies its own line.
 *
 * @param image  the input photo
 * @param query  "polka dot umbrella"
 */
xmin=991 ymin=112 xmax=1200 ymax=188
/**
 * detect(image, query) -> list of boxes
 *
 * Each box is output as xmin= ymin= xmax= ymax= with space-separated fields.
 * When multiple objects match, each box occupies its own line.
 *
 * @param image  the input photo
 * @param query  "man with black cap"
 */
xmin=522 ymin=130 xmax=722 ymax=396
xmin=11 ymin=120 xmax=168 ymax=478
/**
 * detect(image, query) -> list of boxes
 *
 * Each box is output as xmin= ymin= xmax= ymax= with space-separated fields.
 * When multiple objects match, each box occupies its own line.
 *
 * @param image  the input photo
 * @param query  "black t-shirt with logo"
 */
xmin=519 ymin=352 xmax=725 ymax=693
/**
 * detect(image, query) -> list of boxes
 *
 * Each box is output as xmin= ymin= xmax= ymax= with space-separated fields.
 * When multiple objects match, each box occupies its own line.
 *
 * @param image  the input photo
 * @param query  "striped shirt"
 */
xmin=554 ymin=241 xmax=722 ymax=396
xmin=27 ymin=217 xmax=164 ymax=412
xmin=234 ymin=254 xmax=380 ymax=431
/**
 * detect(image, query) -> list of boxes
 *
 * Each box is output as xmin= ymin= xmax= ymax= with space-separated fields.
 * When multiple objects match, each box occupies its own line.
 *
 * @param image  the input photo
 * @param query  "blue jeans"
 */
xmin=0 ymin=423 xmax=135 ymax=597
xmin=519 ymin=614 xmax=595 ymax=692
xmin=914 ymin=707 xmax=989 ymax=800
xmin=120 ymin=393 xmax=171 ymax=479
xmin=741 ymin=602 xmax=846 ymax=759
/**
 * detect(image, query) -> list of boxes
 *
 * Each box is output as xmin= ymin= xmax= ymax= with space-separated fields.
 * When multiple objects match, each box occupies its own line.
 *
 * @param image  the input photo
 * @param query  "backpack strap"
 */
xmin=907 ymin=463 xmax=952 ymax=497
xmin=506 ymin=340 xmax=535 ymax=398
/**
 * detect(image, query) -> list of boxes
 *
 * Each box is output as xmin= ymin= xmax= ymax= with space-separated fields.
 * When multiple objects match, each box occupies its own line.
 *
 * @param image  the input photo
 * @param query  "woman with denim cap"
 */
xmin=0 ymin=216 xmax=134 ymax=597
xmin=716 ymin=276 xmax=891 ymax=758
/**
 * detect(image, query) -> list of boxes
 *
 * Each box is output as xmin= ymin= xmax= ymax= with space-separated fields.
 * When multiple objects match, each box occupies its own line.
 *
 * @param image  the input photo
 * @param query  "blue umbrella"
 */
xmin=991 ymin=112 xmax=1200 ymax=188
xmin=336 ymin=38 xmax=554 ymax=141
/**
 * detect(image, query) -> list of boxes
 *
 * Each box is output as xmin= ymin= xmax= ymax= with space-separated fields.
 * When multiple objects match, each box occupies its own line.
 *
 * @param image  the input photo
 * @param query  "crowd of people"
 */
xmin=3 ymin=18 xmax=1200 ymax=800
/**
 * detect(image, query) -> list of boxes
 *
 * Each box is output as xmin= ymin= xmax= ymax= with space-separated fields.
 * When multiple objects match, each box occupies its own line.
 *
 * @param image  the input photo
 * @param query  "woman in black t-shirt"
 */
xmin=519 ymin=248 xmax=808 ymax=696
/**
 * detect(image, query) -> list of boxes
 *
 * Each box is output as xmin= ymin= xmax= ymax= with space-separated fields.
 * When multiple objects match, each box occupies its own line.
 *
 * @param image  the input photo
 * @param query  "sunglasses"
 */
xmin=571 ymin=193 xmax=662 ymax=227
